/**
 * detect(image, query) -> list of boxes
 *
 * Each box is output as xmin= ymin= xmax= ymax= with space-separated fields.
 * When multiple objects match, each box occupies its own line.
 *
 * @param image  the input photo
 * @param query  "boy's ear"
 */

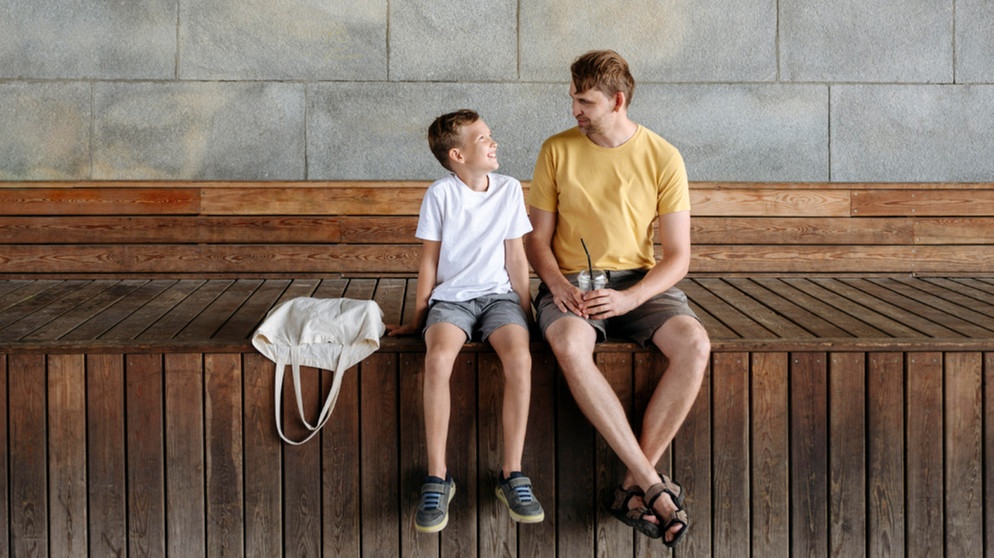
xmin=448 ymin=147 xmax=463 ymax=165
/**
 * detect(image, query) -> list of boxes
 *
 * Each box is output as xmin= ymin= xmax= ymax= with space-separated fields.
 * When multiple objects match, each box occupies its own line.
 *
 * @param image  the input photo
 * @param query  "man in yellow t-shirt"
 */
xmin=525 ymin=50 xmax=710 ymax=549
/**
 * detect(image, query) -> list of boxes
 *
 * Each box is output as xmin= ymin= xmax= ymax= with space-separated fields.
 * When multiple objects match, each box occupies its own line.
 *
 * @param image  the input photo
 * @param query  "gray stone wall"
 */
xmin=1 ymin=0 xmax=992 ymax=182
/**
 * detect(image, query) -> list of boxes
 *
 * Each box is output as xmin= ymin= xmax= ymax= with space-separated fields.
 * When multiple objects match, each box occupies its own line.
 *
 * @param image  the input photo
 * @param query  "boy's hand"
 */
xmin=385 ymin=323 xmax=419 ymax=337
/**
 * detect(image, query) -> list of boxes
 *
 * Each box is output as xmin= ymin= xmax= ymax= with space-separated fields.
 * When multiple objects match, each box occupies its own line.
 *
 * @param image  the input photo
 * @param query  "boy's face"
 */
xmin=452 ymin=118 xmax=499 ymax=173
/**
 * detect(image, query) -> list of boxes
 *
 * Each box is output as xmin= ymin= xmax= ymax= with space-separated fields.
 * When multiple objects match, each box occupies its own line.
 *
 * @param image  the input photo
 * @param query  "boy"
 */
xmin=387 ymin=109 xmax=544 ymax=533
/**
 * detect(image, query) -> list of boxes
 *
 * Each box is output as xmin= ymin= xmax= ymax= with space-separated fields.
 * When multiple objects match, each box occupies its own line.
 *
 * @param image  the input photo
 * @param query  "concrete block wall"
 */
xmin=1 ymin=0 xmax=992 ymax=182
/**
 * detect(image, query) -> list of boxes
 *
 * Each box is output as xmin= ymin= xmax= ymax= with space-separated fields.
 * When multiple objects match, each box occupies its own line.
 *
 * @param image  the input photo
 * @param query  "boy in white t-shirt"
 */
xmin=387 ymin=109 xmax=544 ymax=533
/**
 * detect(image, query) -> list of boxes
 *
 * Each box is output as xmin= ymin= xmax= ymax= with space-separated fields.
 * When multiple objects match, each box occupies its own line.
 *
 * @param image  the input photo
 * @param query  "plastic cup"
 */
xmin=578 ymin=269 xmax=608 ymax=292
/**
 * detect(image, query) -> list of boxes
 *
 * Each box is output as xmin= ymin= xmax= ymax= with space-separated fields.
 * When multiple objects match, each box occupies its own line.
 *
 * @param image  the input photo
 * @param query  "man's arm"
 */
xmin=583 ymin=210 xmax=692 ymax=320
xmin=524 ymin=207 xmax=586 ymax=317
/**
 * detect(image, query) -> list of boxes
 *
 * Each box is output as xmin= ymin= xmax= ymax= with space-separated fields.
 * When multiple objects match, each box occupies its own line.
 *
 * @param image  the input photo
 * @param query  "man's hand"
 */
xmin=549 ymin=281 xmax=587 ymax=318
xmin=579 ymin=288 xmax=639 ymax=320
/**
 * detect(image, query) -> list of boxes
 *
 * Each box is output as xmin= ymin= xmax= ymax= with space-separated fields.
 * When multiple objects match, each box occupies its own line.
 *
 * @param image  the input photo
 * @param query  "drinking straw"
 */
xmin=580 ymin=238 xmax=593 ymax=280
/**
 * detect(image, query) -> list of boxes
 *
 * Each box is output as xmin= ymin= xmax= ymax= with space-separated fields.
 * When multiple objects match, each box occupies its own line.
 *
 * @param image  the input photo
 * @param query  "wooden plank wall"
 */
xmin=3 ymin=348 xmax=991 ymax=557
xmin=1 ymin=181 xmax=993 ymax=276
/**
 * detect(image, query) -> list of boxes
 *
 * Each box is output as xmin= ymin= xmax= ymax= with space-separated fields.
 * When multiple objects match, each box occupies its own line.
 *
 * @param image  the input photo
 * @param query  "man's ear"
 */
xmin=613 ymin=91 xmax=626 ymax=112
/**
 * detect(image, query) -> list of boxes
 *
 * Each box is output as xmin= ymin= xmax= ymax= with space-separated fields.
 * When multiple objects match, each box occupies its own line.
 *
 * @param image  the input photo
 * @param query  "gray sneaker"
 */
xmin=495 ymin=472 xmax=545 ymax=523
xmin=416 ymin=475 xmax=455 ymax=533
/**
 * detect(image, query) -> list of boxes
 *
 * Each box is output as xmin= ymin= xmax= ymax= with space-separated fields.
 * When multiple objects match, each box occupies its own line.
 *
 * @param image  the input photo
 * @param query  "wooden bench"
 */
xmin=1 ymin=181 xmax=992 ymax=557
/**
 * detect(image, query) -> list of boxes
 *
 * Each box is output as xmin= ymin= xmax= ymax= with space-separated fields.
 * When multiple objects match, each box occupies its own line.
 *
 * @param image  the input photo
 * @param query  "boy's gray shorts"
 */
xmin=534 ymin=269 xmax=699 ymax=347
xmin=425 ymin=292 xmax=529 ymax=342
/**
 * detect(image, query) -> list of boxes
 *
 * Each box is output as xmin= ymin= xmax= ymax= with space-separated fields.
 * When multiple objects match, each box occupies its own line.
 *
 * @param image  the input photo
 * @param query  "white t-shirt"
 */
xmin=416 ymin=173 xmax=532 ymax=303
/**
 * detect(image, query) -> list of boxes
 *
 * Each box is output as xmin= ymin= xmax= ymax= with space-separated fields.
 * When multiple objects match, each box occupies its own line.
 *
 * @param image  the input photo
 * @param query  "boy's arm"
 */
xmin=386 ymin=240 xmax=439 ymax=336
xmin=504 ymin=236 xmax=533 ymax=321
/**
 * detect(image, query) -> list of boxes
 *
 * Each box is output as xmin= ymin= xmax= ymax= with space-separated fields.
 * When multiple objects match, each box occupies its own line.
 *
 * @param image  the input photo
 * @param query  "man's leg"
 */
xmin=623 ymin=315 xmax=709 ymax=481
xmin=545 ymin=316 xmax=661 ymax=491
xmin=620 ymin=314 xmax=709 ymax=541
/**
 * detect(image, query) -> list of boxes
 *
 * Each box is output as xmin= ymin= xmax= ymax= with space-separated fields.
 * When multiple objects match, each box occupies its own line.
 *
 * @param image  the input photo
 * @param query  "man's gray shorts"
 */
xmin=425 ymin=292 xmax=529 ymax=342
xmin=534 ymin=269 xmax=699 ymax=347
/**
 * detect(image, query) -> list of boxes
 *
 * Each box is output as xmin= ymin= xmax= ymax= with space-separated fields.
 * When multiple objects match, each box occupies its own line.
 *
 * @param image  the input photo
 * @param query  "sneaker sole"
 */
xmin=495 ymin=486 xmax=545 ymax=523
xmin=416 ymin=483 xmax=456 ymax=534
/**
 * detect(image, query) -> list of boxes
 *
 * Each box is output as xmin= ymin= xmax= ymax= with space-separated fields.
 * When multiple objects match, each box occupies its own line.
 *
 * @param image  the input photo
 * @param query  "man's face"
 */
xmin=570 ymin=81 xmax=616 ymax=136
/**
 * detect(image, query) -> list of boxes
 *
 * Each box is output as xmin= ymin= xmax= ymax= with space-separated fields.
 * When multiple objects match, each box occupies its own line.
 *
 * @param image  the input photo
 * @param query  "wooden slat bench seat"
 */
xmin=1 ymin=180 xmax=993 ymax=557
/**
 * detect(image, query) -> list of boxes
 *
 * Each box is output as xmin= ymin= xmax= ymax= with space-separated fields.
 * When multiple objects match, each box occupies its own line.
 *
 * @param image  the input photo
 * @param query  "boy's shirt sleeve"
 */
xmin=506 ymin=179 xmax=533 ymax=239
xmin=414 ymin=184 xmax=442 ymax=241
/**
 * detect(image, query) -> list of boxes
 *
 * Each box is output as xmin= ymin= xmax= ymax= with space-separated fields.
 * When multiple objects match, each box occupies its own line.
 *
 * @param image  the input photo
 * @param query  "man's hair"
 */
xmin=427 ymin=109 xmax=479 ymax=170
xmin=570 ymin=50 xmax=635 ymax=107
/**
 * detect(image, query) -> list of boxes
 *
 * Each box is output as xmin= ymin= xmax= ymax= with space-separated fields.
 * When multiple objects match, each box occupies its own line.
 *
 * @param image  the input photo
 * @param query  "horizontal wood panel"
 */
xmin=0 ymin=216 xmax=342 ymax=244
xmin=0 ymin=245 xmax=420 ymax=274
xmin=689 ymin=189 xmax=851 ymax=217
xmin=852 ymin=190 xmax=994 ymax=217
xmin=0 ymin=188 xmax=200 ymax=216
xmin=692 ymin=216 xmax=914 ymax=245
xmin=3 ymin=244 xmax=994 ymax=275
xmin=200 ymin=187 xmax=427 ymax=215
xmin=914 ymin=218 xmax=994 ymax=244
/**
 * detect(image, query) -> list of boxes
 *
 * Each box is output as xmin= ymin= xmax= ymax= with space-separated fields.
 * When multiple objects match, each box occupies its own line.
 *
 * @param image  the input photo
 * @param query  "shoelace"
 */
xmin=511 ymin=483 xmax=534 ymax=503
xmin=421 ymin=491 xmax=444 ymax=510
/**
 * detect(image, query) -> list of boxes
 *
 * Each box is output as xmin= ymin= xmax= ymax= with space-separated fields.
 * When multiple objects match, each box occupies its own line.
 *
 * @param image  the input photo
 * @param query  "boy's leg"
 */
xmin=423 ymin=322 xmax=467 ymax=478
xmin=486 ymin=323 xmax=532 ymax=474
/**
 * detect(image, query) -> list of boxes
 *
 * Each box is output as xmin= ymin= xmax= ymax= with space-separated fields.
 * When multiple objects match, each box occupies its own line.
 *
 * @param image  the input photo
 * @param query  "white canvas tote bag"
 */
xmin=252 ymin=297 xmax=385 ymax=445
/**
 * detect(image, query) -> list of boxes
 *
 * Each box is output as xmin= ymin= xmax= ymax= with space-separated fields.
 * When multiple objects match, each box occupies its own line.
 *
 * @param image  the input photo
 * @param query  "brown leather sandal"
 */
xmin=645 ymin=482 xmax=688 ymax=548
xmin=607 ymin=485 xmax=662 ymax=539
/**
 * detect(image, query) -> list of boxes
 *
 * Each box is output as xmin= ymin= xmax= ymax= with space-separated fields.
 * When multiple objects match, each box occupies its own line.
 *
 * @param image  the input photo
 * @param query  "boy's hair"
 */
xmin=570 ymin=50 xmax=635 ymax=108
xmin=428 ymin=109 xmax=480 ymax=170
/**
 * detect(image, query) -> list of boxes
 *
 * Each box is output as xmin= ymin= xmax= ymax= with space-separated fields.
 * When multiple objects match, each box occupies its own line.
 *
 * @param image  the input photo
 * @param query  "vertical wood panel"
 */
xmin=477 ymin=352 xmax=516 ymax=558
xmin=282 ymin=364 xmax=321 ymax=557
xmin=986 ymin=352 xmax=994 ymax=558
xmin=520 ymin=351 xmax=558 ymax=557
xmin=360 ymin=352 xmax=401 ymax=557
xmin=322 ymin=362 xmax=361 ymax=557
xmin=441 ymin=353 xmax=478 ymax=557
xmin=48 ymin=354 xmax=88 ymax=558
xmin=0 ymin=355 xmax=7 ymax=555
xmin=674 ymin=352 xmax=711 ymax=557
xmin=829 ymin=352 xmax=866 ymax=556
xmin=595 ymin=352 xmax=634 ymax=558
xmin=751 ymin=352 xmax=789 ymax=556
xmin=633 ymin=351 xmax=668 ymax=558
xmin=9 ymin=354 xmax=47 ymax=557
xmin=944 ymin=352 xmax=984 ymax=556
xmin=790 ymin=352 xmax=829 ymax=557
xmin=164 ymin=353 xmax=206 ymax=557
xmin=243 ymin=353 xmax=283 ymax=558
xmin=556 ymin=358 xmax=596 ymax=557
xmin=906 ymin=353 xmax=944 ymax=555
xmin=398 ymin=352 xmax=437 ymax=557
xmin=206 ymin=353 xmax=245 ymax=557
xmin=126 ymin=353 xmax=166 ymax=557
xmin=867 ymin=353 xmax=905 ymax=558
xmin=712 ymin=352 xmax=750 ymax=557
xmin=87 ymin=354 xmax=127 ymax=556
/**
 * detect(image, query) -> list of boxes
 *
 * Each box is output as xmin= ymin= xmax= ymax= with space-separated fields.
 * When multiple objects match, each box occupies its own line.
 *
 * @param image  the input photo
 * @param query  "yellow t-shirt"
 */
xmin=528 ymin=125 xmax=690 ymax=273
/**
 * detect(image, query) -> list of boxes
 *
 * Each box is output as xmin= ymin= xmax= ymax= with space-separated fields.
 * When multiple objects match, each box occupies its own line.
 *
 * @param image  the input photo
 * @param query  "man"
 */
xmin=524 ymin=50 xmax=710 ymax=548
